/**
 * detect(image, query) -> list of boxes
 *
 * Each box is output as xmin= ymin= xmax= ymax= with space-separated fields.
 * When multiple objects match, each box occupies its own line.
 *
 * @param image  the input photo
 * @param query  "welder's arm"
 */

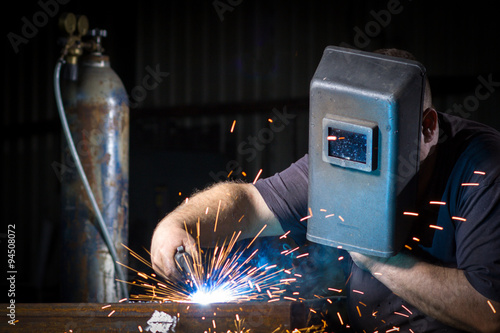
xmin=350 ymin=252 xmax=500 ymax=333
xmin=151 ymin=181 xmax=284 ymax=279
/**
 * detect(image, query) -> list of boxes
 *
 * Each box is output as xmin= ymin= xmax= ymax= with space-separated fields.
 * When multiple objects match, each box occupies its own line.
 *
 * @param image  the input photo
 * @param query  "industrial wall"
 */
xmin=2 ymin=0 xmax=500 ymax=302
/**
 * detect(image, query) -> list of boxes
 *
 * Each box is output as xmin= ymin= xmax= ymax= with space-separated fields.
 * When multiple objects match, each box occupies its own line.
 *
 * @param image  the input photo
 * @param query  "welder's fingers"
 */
xmin=150 ymin=245 xmax=176 ymax=280
xmin=151 ymin=225 xmax=187 ymax=280
xmin=182 ymin=237 xmax=198 ymax=263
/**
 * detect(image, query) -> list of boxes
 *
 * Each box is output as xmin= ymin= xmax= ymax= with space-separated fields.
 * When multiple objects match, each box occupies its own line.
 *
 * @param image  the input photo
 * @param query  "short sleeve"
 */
xmin=456 ymin=181 xmax=500 ymax=302
xmin=254 ymin=154 xmax=309 ymax=245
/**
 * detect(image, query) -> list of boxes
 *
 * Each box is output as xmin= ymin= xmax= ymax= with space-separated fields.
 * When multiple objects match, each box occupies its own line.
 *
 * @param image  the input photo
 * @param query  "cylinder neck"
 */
xmin=81 ymin=53 xmax=110 ymax=67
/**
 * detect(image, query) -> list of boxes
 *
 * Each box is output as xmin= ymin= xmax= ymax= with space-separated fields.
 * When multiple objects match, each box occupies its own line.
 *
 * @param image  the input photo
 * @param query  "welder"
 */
xmin=150 ymin=48 xmax=500 ymax=332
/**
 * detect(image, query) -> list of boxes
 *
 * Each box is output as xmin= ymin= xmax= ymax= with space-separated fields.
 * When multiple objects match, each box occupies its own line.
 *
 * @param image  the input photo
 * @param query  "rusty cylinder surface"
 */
xmin=60 ymin=53 xmax=129 ymax=302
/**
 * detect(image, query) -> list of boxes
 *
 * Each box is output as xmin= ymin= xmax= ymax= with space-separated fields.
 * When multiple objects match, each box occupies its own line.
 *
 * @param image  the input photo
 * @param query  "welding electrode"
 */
xmin=175 ymin=246 xmax=194 ymax=281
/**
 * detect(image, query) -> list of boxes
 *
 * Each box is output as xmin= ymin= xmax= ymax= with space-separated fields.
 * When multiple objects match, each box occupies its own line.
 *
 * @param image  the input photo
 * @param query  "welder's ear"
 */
xmin=422 ymin=108 xmax=438 ymax=143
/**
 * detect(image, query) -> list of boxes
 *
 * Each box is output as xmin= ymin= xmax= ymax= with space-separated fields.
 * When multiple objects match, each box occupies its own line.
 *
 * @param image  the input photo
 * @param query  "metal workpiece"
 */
xmin=307 ymin=46 xmax=425 ymax=257
xmin=59 ymin=35 xmax=130 ymax=302
xmin=9 ymin=300 xmax=335 ymax=333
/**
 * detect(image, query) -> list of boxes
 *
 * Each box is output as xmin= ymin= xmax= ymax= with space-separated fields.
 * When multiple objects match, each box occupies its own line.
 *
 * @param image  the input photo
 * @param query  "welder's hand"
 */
xmin=150 ymin=221 xmax=197 ymax=280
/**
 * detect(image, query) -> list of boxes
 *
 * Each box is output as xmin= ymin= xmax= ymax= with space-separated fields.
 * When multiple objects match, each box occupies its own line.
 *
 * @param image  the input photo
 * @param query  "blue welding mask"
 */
xmin=306 ymin=46 xmax=426 ymax=257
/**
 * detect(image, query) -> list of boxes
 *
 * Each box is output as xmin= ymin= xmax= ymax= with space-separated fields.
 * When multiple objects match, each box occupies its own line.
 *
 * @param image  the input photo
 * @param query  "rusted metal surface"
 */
xmin=7 ymin=301 xmax=312 ymax=333
xmin=60 ymin=52 xmax=129 ymax=303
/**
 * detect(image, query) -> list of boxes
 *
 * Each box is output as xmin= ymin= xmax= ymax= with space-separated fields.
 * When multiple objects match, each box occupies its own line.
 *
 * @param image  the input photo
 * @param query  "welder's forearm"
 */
xmin=158 ymin=181 xmax=279 ymax=247
xmin=369 ymin=253 xmax=500 ymax=332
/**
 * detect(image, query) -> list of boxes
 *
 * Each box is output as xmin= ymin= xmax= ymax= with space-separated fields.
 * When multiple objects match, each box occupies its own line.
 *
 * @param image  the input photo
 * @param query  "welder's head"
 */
xmin=374 ymin=48 xmax=439 ymax=163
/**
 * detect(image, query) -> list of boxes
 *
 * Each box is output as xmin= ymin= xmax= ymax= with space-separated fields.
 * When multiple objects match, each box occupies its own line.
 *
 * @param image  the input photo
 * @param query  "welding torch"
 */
xmin=174 ymin=246 xmax=195 ymax=283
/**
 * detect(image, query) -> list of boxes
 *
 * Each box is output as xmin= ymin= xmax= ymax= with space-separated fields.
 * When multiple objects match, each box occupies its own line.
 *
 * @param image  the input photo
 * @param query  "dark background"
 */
xmin=2 ymin=0 xmax=500 ymax=303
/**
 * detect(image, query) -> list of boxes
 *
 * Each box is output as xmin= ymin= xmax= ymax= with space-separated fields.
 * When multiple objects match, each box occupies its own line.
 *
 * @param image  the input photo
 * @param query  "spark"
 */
xmin=403 ymin=212 xmax=419 ymax=216
xmin=214 ymin=200 xmax=222 ymax=232
xmin=253 ymin=169 xmax=263 ymax=184
xmin=230 ymin=120 xmax=236 ymax=133
xmin=452 ymin=216 xmax=467 ymax=222
xmin=338 ymin=215 xmax=344 ymax=222
xmin=412 ymin=237 xmax=420 ymax=242
xmin=405 ymin=245 xmax=412 ymax=250
xmin=119 ymin=298 xmax=127 ymax=303
xmin=296 ymin=253 xmax=309 ymax=259
xmin=279 ymin=230 xmax=291 ymax=239
xmin=138 ymin=325 xmax=143 ymax=332
xmin=107 ymin=310 xmax=115 ymax=317
xmin=356 ymin=306 xmax=362 ymax=317
xmin=283 ymin=246 xmax=299 ymax=256
xmin=352 ymin=290 xmax=364 ymax=294
xmin=394 ymin=312 xmax=409 ymax=318
xmin=101 ymin=304 xmax=111 ymax=309
xmin=386 ymin=327 xmax=400 ymax=332
xmin=327 ymin=135 xmax=337 ymax=141
xmin=402 ymin=305 xmax=413 ymax=314
xmin=488 ymin=300 xmax=497 ymax=313
xmin=337 ymin=312 xmax=344 ymax=325
xmin=325 ymin=213 xmax=335 ymax=218
xmin=245 ymin=224 xmax=267 ymax=249
xmin=299 ymin=215 xmax=312 ymax=222
xmin=280 ymin=278 xmax=297 ymax=283
xmin=461 ymin=183 xmax=479 ymax=186
xmin=429 ymin=201 xmax=446 ymax=205
xmin=429 ymin=225 xmax=444 ymax=230
xmin=474 ymin=171 xmax=486 ymax=175
xmin=328 ymin=288 xmax=342 ymax=293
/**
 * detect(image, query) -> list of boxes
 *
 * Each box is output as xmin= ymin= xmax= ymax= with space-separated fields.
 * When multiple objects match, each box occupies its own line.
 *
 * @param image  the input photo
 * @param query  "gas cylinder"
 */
xmin=60 ymin=28 xmax=129 ymax=302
